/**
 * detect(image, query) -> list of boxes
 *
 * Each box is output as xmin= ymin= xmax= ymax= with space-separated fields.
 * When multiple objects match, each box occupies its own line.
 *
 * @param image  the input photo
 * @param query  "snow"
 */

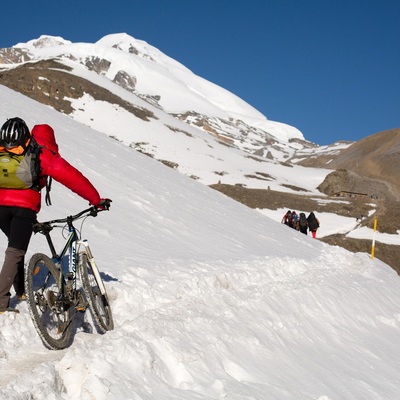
xmin=0 ymin=82 xmax=400 ymax=399
xmin=348 ymin=227 xmax=400 ymax=245
xmin=260 ymin=206 xmax=400 ymax=245
xmin=14 ymin=33 xmax=304 ymax=142
xmin=9 ymin=33 xmax=339 ymax=196
xmin=258 ymin=207 xmax=361 ymax=238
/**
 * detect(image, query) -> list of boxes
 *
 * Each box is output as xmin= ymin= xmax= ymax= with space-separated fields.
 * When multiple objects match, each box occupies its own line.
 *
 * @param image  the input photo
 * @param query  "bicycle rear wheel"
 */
xmin=25 ymin=253 xmax=73 ymax=350
xmin=78 ymin=253 xmax=114 ymax=333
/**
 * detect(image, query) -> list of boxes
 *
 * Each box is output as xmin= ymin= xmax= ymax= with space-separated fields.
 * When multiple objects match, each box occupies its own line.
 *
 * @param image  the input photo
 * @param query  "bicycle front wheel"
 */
xmin=78 ymin=253 xmax=114 ymax=333
xmin=25 ymin=253 xmax=73 ymax=350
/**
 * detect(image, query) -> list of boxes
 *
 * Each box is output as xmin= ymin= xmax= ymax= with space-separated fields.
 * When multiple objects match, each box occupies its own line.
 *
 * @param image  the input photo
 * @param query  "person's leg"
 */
xmin=0 ymin=206 xmax=12 ymax=239
xmin=13 ymin=257 xmax=25 ymax=297
xmin=0 ymin=207 xmax=25 ymax=298
xmin=0 ymin=207 xmax=35 ymax=309
xmin=0 ymin=248 xmax=26 ymax=308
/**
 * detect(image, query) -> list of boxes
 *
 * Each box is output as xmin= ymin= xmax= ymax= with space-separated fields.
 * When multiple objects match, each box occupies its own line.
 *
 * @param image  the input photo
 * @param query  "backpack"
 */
xmin=307 ymin=213 xmax=319 ymax=230
xmin=299 ymin=213 xmax=307 ymax=228
xmin=0 ymin=139 xmax=41 ymax=190
xmin=285 ymin=211 xmax=292 ymax=225
xmin=0 ymin=138 xmax=52 ymax=205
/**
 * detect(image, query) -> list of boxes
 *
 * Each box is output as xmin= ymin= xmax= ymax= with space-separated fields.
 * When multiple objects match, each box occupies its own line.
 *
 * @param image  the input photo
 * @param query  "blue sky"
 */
xmin=1 ymin=0 xmax=399 ymax=145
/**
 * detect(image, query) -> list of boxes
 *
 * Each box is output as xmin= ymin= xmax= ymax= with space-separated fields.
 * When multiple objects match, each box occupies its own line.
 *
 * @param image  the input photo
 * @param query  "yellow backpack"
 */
xmin=0 ymin=139 xmax=41 ymax=190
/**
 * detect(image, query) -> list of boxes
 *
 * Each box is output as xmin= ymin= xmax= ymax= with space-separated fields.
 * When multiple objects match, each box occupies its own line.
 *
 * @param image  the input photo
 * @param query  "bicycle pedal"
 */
xmin=75 ymin=292 xmax=86 ymax=312
xmin=56 ymin=323 xmax=65 ymax=335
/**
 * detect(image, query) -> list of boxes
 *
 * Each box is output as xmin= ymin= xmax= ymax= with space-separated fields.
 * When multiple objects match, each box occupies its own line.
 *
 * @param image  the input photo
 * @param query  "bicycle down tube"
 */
xmin=43 ymin=221 xmax=79 ymax=291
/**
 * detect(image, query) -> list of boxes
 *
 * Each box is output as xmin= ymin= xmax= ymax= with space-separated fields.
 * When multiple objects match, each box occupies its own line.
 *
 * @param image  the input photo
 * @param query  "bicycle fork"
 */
xmin=78 ymin=240 xmax=108 ymax=296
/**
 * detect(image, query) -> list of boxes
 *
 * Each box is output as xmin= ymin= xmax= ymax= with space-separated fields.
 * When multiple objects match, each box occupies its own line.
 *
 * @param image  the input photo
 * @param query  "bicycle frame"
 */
xmin=27 ymin=206 xmax=113 ymax=349
xmin=36 ymin=210 xmax=107 ymax=297
xmin=39 ymin=217 xmax=79 ymax=296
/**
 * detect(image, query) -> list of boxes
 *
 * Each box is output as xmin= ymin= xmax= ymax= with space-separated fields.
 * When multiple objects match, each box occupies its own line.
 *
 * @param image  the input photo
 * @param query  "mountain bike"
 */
xmin=25 ymin=206 xmax=114 ymax=350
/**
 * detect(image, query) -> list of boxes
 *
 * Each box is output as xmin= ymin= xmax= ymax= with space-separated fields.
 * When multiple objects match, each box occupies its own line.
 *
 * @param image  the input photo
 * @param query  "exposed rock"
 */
xmin=84 ymin=56 xmax=111 ymax=75
xmin=327 ymin=129 xmax=400 ymax=200
xmin=317 ymin=169 xmax=392 ymax=201
xmin=113 ymin=70 xmax=137 ymax=92
xmin=0 ymin=59 xmax=156 ymax=121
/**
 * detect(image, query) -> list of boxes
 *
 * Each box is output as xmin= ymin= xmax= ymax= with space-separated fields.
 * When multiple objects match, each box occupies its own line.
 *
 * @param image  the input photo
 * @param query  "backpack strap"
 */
xmin=29 ymin=138 xmax=52 ymax=206
xmin=45 ymin=176 xmax=52 ymax=206
xmin=27 ymin=138 xmax=42 ymax=192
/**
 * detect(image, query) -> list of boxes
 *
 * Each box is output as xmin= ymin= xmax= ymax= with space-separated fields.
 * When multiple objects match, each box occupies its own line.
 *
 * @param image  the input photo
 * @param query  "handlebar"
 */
xmin=33 ymin=206 xmax=106 ymax=234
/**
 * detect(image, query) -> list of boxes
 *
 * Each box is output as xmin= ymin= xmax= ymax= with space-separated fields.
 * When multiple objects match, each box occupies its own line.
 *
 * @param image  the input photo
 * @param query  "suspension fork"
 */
xmin=78 ymin=239 xmax=107 ymax=295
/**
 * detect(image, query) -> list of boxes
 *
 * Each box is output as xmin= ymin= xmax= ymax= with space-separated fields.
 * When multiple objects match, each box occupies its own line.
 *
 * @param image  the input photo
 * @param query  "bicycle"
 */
xmin=25 ymin=206 xmax=114 ymax=350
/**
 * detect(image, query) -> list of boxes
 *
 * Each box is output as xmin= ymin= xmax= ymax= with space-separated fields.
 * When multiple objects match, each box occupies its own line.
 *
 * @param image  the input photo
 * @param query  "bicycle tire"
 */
xmin=25 ymin=253 xmax=73 ymax=350
xmin=78 ymin=253 xmax=114 ymax=333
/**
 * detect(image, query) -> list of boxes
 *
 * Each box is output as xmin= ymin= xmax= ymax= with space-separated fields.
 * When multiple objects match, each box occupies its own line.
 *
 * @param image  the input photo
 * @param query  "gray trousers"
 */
xmin=0 ymin=247 xmax=26 ymax=309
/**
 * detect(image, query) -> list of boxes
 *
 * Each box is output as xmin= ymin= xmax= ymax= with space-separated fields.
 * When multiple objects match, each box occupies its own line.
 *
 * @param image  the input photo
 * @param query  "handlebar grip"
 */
xmin=32 ymin=222 xmax=53 ymax=234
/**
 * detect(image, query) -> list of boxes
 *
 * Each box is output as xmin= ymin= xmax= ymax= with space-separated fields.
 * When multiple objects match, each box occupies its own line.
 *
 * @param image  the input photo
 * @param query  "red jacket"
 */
xmin=0 ymin=124 xmax=101 ymax=212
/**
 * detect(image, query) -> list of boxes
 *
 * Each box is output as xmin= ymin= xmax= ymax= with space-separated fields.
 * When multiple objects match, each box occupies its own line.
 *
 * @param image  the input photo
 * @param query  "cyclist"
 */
xmin=0 ymin=117 xmax=110 ymax=313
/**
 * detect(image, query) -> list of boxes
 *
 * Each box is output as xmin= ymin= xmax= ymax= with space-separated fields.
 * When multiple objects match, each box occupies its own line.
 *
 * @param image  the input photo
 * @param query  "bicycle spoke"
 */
xmin=25 ymin=254 xmax=73 ymax=350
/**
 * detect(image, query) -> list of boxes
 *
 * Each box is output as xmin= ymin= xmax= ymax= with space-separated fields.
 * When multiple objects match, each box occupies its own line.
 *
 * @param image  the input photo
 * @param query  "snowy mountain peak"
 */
xmin=3 ymin=33 xmax=304 ymax=144
xmin=95 ymin=33 xmax=172 ymax=65
xmin=14 ymin=34 xmax=72 ymax=50
xmin=0 ymin=32 xmax=336 ymax=194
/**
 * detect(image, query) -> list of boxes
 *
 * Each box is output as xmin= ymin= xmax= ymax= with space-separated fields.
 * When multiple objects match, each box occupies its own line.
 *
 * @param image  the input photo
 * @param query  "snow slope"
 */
xmin=0 ymin=87 xmax=399 ymax=399
xmin=13 ymin=33 xmax=304 ymax=142
xmin=4 ymin=34 xmax=351 ymax=195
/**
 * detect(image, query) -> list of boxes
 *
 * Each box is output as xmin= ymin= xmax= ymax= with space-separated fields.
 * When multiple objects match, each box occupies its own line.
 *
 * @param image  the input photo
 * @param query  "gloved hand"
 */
xmin=96 ymin=198 xmax=112 ymax=210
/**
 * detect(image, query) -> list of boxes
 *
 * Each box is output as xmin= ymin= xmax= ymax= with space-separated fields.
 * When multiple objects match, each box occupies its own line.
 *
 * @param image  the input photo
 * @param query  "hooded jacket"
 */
xmin=307 ymin=212 xmax=320 ymax=231
xmin=0 ymin=124 xmax=101 ymax=212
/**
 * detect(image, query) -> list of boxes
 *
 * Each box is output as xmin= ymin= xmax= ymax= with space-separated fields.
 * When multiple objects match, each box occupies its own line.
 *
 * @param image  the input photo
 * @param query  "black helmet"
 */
xmin=0 ymin=117 xmax=30 ymax=148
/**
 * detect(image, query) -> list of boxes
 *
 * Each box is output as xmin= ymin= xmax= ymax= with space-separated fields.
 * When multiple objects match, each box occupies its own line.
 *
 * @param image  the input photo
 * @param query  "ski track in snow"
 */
xmin=0 ymin=247 xmax=398 ymax=399
xmin=0 ymin=299 xmax=101 ymax=394
xmin=0 ymin=254 xmax=341 ymax=390
xmin=0 ymin=346 xmax=66 ymax=389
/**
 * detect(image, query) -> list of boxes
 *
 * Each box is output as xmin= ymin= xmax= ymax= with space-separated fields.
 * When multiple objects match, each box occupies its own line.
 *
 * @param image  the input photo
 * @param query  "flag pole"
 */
xmin=371 ymin=216 xmax=377 ymax=259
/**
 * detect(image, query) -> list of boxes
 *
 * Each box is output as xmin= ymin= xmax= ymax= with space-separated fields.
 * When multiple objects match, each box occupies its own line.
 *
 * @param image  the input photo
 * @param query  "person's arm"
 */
xmin=40 ymin=149 xmax=101 ymax=205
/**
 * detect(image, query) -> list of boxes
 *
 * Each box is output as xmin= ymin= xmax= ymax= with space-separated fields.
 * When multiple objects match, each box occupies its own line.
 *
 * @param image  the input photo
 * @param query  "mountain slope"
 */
xmin=1 ymin=33 xmax=399 ymax=274
xmin=0 ymin=34 xmax=332 ymax=194
xmin=325 ymin=128 xmax=400 ymax=200
xmin=1 ymin=33 xmax=304 ymax=140
xmin=0 ymin=75 xmax=400 ymax=399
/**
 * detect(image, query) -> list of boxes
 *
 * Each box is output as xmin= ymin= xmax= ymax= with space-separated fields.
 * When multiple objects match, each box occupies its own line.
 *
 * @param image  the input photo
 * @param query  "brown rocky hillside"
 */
xmin=324 ymin=129 xmax=400 ymax=201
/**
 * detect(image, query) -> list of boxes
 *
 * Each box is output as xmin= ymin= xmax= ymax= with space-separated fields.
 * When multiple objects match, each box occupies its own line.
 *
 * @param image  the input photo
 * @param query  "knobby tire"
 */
xmin=25 ymin=253 xmax=73 ymax=350
xmin=78 ymin=253 xmax=114 ymax=333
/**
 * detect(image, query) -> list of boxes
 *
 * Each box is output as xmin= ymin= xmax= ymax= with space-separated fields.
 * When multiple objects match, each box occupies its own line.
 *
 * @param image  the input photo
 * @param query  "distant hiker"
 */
xmin=0 ymin=117 xmax=111 ymax=313
xmin=282 ymin=210 xmax=292 ymax=226
xmin=291 ymin=211 xmax=299 ymax=230
xmin=307 ymin=212 xmax=320 ymax=238
xmin=298 ymin=212 xmax=308 ymax=235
